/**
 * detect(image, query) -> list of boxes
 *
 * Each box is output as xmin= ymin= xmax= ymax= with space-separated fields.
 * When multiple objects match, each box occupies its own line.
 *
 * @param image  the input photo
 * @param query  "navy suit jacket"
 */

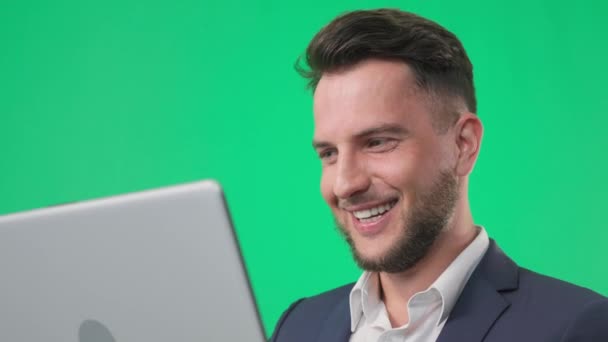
xmin=271 ymin=240 xmax=608 ymax=341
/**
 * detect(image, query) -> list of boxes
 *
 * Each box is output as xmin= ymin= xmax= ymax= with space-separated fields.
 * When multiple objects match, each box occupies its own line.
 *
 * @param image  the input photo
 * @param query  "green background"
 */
xmin=1 ymin=0 xmax=607 ymax=336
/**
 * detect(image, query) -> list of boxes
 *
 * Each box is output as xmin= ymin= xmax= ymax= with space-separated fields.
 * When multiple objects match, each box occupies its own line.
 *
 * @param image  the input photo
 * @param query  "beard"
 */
xmin=335 ymin=170 xmax=459 ymax=273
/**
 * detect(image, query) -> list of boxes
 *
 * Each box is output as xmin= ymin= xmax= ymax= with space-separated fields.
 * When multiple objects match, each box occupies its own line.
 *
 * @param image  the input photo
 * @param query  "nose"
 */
xmin=333 ymin=152 xmax=371 ymax=199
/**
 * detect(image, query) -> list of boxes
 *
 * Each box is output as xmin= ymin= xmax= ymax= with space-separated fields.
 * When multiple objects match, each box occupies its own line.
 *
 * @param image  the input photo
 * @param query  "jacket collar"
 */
xmin=316 ymin=239 xmax=519 ymax=342
xmin=436 ymin=239 xmax=518 ymax=342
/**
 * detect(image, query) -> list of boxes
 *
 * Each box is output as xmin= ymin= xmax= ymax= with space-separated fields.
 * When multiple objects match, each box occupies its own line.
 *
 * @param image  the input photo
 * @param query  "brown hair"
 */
xmin=297 ymin=9 xmax=476 ymax=128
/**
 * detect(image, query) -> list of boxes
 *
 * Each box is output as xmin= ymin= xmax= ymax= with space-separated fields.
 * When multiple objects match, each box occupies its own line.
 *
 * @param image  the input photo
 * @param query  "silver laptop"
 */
xmin=0 ymin=180 xmax=266 ymax=342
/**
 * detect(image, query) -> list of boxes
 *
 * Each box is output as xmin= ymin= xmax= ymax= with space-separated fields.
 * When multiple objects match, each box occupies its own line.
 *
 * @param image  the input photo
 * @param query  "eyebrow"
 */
xmin=312 ymin=123 xmax=409 ymax=150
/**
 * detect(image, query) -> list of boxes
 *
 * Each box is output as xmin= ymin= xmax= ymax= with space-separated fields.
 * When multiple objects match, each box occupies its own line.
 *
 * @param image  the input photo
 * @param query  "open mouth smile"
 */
xmin=351 ymin=199 xmax=398 ymax=224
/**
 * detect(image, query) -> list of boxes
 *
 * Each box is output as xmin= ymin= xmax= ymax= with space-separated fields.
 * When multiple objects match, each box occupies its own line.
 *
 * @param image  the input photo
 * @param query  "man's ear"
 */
xmin=454 ymin=113 xmax=483 ymax=177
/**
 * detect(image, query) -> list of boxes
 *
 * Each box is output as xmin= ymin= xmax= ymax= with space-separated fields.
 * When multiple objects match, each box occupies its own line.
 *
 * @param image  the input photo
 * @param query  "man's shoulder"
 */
xmin=485 ymin=266 xmax=608 ymax=340
xmin=511 ymin=265 xmax=607 ymax=313
xmin=300 ymin=282 xmax=355 ymax=306
xmin=515 ymin=266 xmax=606 ymax=304
xmin=283 ymin=282 xmax=354 ymax=320
xmin=270 ymin=283 xmax=354 ymax=342
xmin=480 ymin=239 xmax=606 ymax=306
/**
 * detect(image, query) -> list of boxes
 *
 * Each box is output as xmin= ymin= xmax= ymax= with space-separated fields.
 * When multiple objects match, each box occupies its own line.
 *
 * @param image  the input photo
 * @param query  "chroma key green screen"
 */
xmin=1 ymin=0 xmax=607 ymax=336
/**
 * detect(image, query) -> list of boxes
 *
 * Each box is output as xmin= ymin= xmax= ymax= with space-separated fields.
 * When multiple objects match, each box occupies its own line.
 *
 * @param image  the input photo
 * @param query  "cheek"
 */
xmin=372 ymin=150 xmax=421 ymax=189
xmin=319 ymin=168 xmax=336 ymax=205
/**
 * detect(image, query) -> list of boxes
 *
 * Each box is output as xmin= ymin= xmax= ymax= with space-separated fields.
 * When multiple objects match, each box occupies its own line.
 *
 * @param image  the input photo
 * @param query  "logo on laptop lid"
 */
xmin=79 ymin=319 xmax=116 ymax=342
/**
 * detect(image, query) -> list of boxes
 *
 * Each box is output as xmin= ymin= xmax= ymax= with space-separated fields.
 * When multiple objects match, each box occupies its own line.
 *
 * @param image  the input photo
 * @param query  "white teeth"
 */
xmin=353 ymin=201 xmax=395 ymax=219
xmin=355 ymin=209 xmax=372 ymax=219
xmin=360 ymin=215 xmax=384 ymax=223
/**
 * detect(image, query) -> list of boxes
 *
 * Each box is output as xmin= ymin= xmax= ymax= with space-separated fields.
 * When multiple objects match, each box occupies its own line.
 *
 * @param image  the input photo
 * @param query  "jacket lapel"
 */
xmin=316 ymin=293 xmax=352 ymax=342
xmin=436 ymin=240 xmax=519 ymax=342
xmin=314 ymin=241 xmax=518 ymax=342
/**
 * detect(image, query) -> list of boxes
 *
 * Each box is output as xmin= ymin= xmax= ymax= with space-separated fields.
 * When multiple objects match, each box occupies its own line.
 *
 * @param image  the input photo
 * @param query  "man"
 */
xmin=270 ymin=8 xmax=608 ymax=342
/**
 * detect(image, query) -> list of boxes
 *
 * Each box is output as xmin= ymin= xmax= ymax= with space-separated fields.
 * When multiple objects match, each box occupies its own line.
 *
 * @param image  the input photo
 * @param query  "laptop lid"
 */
xmin=0 ymin=180 xmax=266 ymax=342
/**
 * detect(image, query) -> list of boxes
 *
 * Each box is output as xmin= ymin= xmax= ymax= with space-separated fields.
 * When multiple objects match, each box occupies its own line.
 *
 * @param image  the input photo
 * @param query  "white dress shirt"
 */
xmin=349 ymin=227 xmax=489 ymax=342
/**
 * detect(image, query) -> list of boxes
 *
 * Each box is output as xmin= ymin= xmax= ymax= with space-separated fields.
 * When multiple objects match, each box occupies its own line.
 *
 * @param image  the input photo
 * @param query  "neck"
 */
xmin=378 ymin=191 xmax=477 ymax=327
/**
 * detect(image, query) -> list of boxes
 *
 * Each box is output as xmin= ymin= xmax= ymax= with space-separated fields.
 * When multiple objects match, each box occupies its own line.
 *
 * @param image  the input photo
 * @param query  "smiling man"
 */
xmin=270 ymin=9 xmax=608 ymax=342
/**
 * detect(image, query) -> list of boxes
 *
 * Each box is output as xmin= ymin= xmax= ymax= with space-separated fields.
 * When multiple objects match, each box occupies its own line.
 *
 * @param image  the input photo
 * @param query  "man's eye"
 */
xmin=319 ymin=149 xmax=336 ymax=160
xmin=368 ymin=138 xmax=388 ymax=148
xmin=367 ymin=138 xmax=398 ymax=151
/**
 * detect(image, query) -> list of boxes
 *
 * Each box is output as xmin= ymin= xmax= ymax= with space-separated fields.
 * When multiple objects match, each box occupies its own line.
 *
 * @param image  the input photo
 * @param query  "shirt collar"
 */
xmin=348 ymin=226 xmax=490 ymax=331
xmin=349 ymin=271 xmax=378 ymax=331
xmin=432 ymin=227 xmax=489 ymax=323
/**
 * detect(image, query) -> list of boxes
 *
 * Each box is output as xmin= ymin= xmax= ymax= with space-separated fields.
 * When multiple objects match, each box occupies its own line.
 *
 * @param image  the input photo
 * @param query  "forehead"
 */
xmin=312 ymin=60 xmax=431 ymax=141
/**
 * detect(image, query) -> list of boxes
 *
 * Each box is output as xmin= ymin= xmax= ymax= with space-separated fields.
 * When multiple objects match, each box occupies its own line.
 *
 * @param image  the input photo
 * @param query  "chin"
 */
xmin=353 ymin=240 xmax=393 ymax=263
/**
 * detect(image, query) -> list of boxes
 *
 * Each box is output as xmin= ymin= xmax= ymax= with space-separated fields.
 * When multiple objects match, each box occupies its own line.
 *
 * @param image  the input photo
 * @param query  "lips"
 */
xmin=349 ymin=199 xmax=398 ymax=236
xmin=352 ymin=200 xmax=398 ymax=221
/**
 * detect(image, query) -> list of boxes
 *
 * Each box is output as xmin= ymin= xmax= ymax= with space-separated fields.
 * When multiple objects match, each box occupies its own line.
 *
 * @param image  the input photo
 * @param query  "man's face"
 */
xmin=312 ymin=59 xmax=460 ymax=273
